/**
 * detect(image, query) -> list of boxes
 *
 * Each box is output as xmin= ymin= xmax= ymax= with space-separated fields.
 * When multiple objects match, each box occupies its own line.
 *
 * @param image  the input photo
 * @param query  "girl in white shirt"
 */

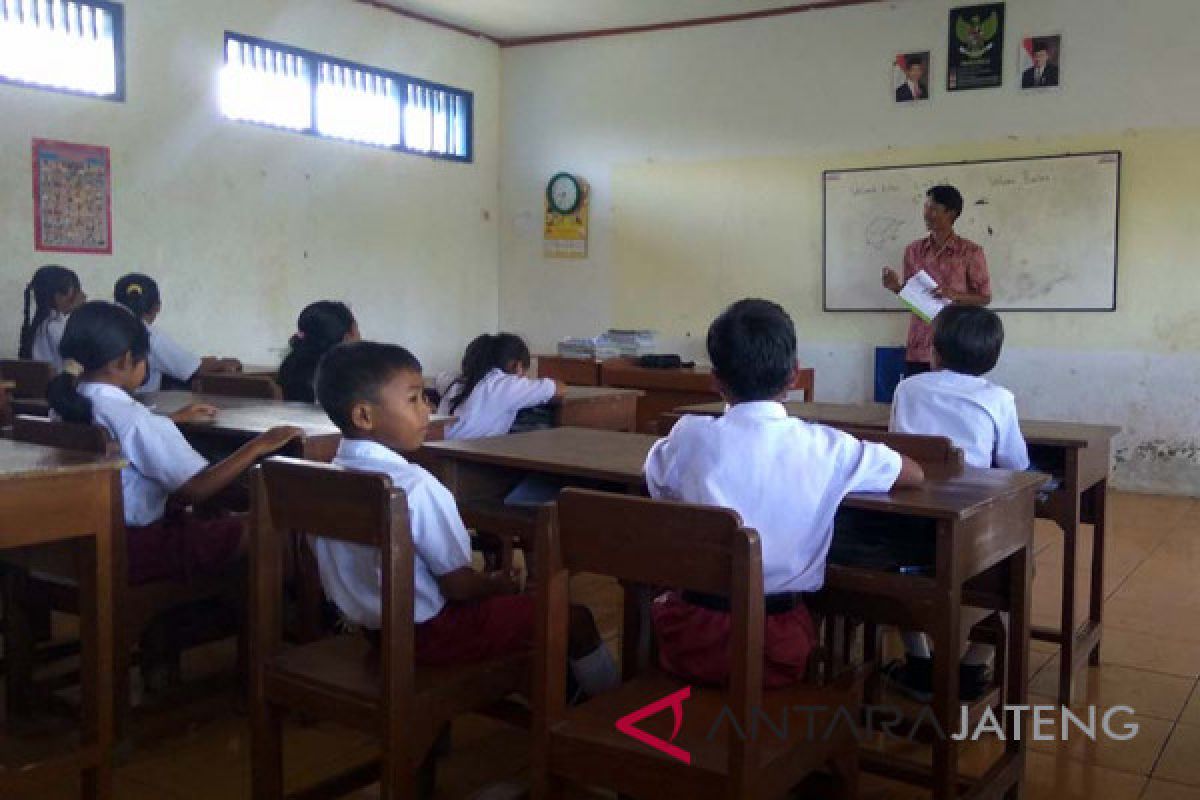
xmin=19 ymin=265 xmax=86 ymax=373
xmin=113 ymin=273 xmax=242 ymax=393
xmin=437 ymin=333 xmax=564 ymax=439
xmin=46 ymin=301 xmax=300 ymax=585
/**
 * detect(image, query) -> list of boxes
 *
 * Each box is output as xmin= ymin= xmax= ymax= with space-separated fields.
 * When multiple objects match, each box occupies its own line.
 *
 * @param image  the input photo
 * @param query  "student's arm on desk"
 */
xmin=175 ymin=425 xmax=303 ymax=505
xmin=438 ymin=566 xmax=521 ymax=603
xmin=893 ymin=455 xmax=925 ymax=489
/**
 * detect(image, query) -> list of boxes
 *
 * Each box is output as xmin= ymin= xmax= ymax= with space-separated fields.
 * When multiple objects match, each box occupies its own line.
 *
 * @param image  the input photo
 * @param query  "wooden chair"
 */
xmin=532 ymin=488 xmax=862 ymax=800
xmin=193 ymin=373 xmax=283 ymax=400
xmin=0 ymin=358 xmax=54 ymax=399
xmin=250 ymin=457 xmax=529 ymax=800
xmin=4 ymin=415 xmax=245 ymax=734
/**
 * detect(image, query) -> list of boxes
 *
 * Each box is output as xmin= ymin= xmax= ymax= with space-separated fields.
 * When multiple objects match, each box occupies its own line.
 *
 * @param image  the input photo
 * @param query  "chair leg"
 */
xmin=829 ymin=748 xmax=860 ymax=800
xmin=3 ymin=566 xmax=36 ymax=720
xmin=250 ymin=699 xmax=284 ymax=799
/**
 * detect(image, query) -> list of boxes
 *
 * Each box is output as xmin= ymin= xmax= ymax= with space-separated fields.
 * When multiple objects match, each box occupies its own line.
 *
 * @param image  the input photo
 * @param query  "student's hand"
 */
xmin=486 ymin=568 xmax=522 ymax=596
xmin=170 ymin=403 xmax=219 ymax=424
xmin=882 ymin=267 xmax=903 ymax=293
xmin=252 ymin=425 xmax=304 ymax=456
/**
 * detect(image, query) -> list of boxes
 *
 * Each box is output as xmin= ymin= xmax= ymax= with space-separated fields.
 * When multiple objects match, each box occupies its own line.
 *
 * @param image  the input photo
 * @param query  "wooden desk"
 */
xmin=554 ymin=387 xmax=642 ymax=432
xmin=143 ymin=391 xmax=453 ymax=462
xmin=421 ymin=427 xmax=1039 ymax=800
xmin=601 ymin=362 xmax=815 ymax=434
xmin=537 ymin=356 xmax=816 ymax=434
xmin=673 ymin=400 xmax=1119 ymax=704
xmin=238 ymin=364 xmax=279 ymax=379
xmin=0 ymin=440 xmax=124 ymax=800
xmin=535 ymin=355 xmax=604 ymax=386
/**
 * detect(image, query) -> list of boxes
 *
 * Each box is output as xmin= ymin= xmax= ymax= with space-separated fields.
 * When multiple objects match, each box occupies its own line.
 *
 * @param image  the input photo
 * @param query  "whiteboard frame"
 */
xmin=821 ymin=151 xmax=1121 ymax=313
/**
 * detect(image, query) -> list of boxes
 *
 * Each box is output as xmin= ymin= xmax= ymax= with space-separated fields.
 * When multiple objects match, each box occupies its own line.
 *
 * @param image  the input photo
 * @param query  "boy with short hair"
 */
xmin=645 ymin=298 xmax=924 ymax=687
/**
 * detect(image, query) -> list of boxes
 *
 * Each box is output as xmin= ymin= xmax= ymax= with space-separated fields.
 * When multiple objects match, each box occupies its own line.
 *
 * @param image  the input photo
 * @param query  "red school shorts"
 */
xmin=414 ymin=593 xmax=535 ymax=666
xmin=125 ymin=512 xmax=244 ymax=585
xmin=651 ymin=590 xmax=817 ymax=689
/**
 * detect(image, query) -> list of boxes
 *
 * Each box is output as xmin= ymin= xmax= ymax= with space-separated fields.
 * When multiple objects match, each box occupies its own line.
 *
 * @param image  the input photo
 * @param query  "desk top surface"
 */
xmin=144 ymin=391 xmax=452 ymax=438
xmin=674 ymin=401 xmax=1120 ymax=447
xmin=559 ymin=386 xmax=644 ymax=402
xmin=0 ymin=439 xmax=124 ymax=483
xmin=422 ymin=427 xmax=1044 ymax=518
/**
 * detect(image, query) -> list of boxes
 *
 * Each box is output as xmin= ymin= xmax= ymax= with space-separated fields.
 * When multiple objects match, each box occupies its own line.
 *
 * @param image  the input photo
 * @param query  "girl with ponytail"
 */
xmin=113 ymin=273 xmax=242 ymax=393
xmin=437 ymin=332 xmax=564 ymax=439
xmin=18 ymin=265 xmax=86 ymax=371
xmin=48 ymin=301 xmax=301 ymax=584
xmin=276 ymin=301 xmax=359 ymax=403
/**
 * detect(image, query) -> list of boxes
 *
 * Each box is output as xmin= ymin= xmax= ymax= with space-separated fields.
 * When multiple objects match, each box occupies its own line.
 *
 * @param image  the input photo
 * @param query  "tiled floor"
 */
xmin=3 ymin=490 xmax=1199 ymax=798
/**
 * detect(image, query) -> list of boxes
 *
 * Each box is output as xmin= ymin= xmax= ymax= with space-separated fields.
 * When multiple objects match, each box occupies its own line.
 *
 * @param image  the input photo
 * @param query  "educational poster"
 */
xmin=947 ymin=3 xmax=1005 ymax=91
xmin=32 ymin=139 xmax=112 ymax=254
xmin=893 ymin=51 xmax=931 ymax=104
xmin=543 ymin=177 xmax=589 ymax=259
xmin=1019 ymin=34 xmax=1062 ymax=90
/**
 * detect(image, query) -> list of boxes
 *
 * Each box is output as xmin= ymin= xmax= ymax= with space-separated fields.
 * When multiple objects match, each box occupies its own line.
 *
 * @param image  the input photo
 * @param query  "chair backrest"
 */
xmin=250 ymin=457 xmax=414 ymax=690
xmin=194 ymin=373 xmax=283 ymax=400
xmin=656 ymin=411 xmax=685 ymax=435
xmin=11 ymin=414 xmax=118 ymax=456
xmin=0 ymin=359 xmax=54 ymax=399
xmin=536 ymin=488 xmax=765 ymax=771
xmin=840 ymin=427 xmax=964 ymax=471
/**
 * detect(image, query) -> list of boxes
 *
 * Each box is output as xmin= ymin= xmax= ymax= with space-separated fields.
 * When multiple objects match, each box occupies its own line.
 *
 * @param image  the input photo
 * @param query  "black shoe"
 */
xmin=959 ymin=663 xmax=993 ymax=703
xmin=882 ymin=656 xmax=933 ymax=703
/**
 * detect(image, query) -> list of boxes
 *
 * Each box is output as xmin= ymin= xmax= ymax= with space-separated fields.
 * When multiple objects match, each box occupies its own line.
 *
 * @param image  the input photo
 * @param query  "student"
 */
xmin=886 ymin=304 xmax=1029 ymax=701
xmin=113 ymin=273 xmax=241 ymax=393
xmin=18 ymin=265 xmax=86 ymax=372
xmin=46 ymin=301 xmax=301 ymax=586
xmin=276 ymin=301 xmax=359 ymax=403
xmin=437 ymin=333 xmax=564 ymax=439
xmin=644 ymin=298 xmax=924 ymax=688
xmin=311 ymin=341 xmax=618 ymax=695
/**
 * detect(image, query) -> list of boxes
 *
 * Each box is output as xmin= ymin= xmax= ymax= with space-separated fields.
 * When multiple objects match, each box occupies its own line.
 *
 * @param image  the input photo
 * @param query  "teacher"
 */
xmin=882 ymin=184 xmax=992 ymax=376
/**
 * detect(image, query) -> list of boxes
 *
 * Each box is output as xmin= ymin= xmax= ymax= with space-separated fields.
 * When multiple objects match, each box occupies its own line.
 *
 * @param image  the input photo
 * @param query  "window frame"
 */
xmin=223 ymin=31 xmax=473 ymax=163
xmin=0 ymin=0 xmax=126 ymax=102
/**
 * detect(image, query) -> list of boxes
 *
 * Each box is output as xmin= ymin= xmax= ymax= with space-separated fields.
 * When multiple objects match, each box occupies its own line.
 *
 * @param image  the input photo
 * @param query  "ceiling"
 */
xmin=366 ymin=0 xmax=883 ymax=43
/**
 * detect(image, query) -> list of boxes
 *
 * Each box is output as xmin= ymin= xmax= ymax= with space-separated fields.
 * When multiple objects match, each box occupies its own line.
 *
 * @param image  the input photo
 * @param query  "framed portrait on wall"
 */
xmin=893 ymin=51 xmax=931 ymax=104
xmin=1019 ymin=34 xmax=1062 ymax=90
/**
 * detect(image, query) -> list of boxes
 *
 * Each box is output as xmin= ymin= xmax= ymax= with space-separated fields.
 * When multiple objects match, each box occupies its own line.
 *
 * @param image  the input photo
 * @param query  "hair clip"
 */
xmin=127 ymin=284 xmax=143 ymax=295
xmin=62 ymin=359 xmax=84 ymax=377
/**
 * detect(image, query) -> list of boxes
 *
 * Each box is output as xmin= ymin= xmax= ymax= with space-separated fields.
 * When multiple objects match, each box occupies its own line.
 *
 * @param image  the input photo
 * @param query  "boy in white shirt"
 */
xmin=645 ymin=298 xmax=924 ymax=688
xmin=313 ymin=342 xmax=617 ymax=694
xmin=887 ymin=305 xmax=1028 ymax=701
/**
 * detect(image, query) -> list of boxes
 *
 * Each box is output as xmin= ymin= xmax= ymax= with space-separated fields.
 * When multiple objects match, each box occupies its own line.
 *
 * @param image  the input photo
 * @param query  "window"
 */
xmin=0 ymin=0 xmax=124 ymax=100
xmin=221 ymin=33 xmax=472 ymax=161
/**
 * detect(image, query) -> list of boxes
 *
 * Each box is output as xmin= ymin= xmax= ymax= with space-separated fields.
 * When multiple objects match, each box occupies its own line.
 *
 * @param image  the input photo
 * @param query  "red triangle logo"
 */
xmin=614 ymin=686 xmax=692 ymax=765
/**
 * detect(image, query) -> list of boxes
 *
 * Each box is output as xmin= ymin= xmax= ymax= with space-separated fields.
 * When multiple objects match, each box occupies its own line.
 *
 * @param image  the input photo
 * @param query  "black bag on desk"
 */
xmin=635 ymin=354 xmax=695 ymax=369
xmin=510 ymin=404 xmax=555 ymax=433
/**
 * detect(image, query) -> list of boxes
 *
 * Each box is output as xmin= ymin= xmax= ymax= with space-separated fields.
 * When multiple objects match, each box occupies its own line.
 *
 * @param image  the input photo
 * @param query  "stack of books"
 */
xmin=556 ymin=336 xmax=621 ymax=360
xmin=604 ymin=329 xmax=657 ymax=357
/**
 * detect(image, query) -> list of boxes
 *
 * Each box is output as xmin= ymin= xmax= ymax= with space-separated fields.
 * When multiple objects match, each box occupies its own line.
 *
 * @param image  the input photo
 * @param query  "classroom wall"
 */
xmin=0 ymin=0 xmax=500 ymax=374
xmin=499 ymin=0 xmax=1200 ymax=495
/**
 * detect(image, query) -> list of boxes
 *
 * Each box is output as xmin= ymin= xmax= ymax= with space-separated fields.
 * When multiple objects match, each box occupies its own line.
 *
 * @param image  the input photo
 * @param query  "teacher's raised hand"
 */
xmin=882 ymin=267 xmax=903 ymax=293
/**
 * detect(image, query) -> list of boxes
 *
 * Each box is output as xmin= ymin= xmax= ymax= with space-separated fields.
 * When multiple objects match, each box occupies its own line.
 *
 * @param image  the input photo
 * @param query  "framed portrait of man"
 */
xmin=1019 ymin=34 xmax=1062 ymax=90
xmin=893 ymin=51 xmax=931 ymax=104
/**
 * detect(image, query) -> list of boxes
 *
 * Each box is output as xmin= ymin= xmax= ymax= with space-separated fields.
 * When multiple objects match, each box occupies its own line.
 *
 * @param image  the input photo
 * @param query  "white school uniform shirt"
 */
xmin=311 ymin=438 xmax=473 ymax=628
xmin=890 ymin=370 xmax=1030 ymax=470
xmin=437 ymin=368 xmax=557 ymax=440
xmin=31 ymin=311 xmax=68 ymax=372
xmin=137 ymin=324 xmax=202 ymax=394
xmin=644 ymin=402 xmax=903 ymax=594
xmin=77 ymin=382 xmax=208 ymax=527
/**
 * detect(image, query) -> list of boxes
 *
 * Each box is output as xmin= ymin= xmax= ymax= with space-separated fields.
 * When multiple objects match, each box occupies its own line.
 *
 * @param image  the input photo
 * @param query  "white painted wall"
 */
xmin=499 ymin=0 xmax=1200 ymax=494
xmin=0 ymin=0 xmax=500 ymax=374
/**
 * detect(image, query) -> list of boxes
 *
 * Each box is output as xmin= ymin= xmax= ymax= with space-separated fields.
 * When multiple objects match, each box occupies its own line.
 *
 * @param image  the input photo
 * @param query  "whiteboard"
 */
xmin=822 ymin=152 xmax=1120 ymax=311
